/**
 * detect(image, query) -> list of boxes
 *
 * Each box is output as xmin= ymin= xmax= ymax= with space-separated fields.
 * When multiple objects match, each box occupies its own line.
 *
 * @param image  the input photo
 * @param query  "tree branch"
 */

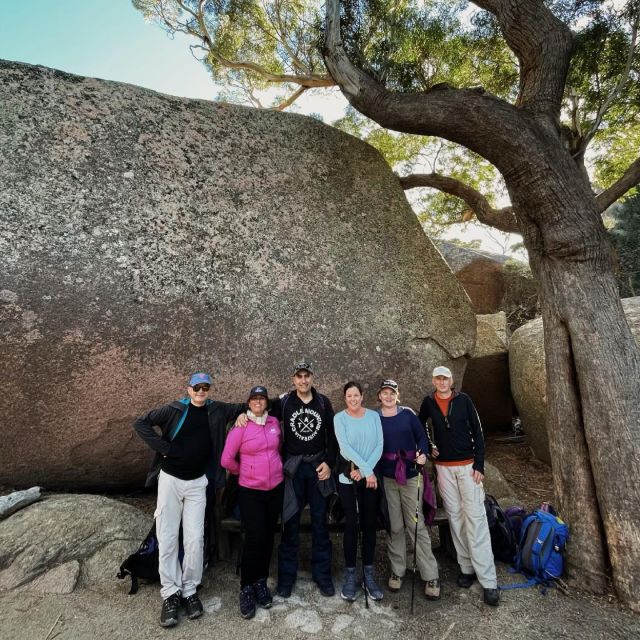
xmin=270 ymin=86 xmax=307 ymax=111
xmin=399 ymin=173 xmax=519 ymax=233
xmin=577 ymin=9 xmax=639 ymax=156
xmin=323 ymin=0 xmax=537 ymax=172
xmin=596 ymin=156 xmax=640 ymax=213
xmin=472 ymin=0 xmax=574 ymax=119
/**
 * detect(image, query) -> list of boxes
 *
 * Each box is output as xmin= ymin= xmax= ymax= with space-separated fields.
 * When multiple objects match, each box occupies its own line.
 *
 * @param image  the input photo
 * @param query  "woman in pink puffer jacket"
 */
xmin=221 ymin=385 xmax=283 ymax=619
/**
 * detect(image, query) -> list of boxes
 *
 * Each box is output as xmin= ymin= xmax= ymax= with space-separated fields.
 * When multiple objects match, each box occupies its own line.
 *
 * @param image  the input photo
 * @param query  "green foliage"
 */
xmin=339 ymin=1 xmax=518 ymax=97
xmin=609 ymin=193 xmax=640 ymax=297
xmin=565 ymin=0 xmax=640 ymax=181
xmin=132 ymin=0 xmax=327 ymax=106
xmin=133 ymin=0 xmax=640 ymax=226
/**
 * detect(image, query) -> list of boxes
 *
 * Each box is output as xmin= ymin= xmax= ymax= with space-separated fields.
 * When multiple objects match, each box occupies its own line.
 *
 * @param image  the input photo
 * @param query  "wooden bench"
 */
xmin=215 ymin=506 xmax=453 ymax=568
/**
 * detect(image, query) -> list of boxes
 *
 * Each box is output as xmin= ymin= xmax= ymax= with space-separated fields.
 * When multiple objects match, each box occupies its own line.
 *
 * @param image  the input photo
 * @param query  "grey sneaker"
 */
xmin=160 ymin=592 xmax=181 ymax=628
xmin=424 ymin=578 xmax=441 ymax=600
xmin=363 ymin=565 xmax=384 ymax=601
xmin=388 ymin=573 xmax=403 ymax=592
xmin=341 ymin=567 xmax=358 ymax=601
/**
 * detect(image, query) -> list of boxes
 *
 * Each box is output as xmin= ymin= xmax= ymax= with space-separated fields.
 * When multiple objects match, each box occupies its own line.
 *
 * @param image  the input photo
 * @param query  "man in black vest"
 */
xmin=134 ymin=372 xmax=246 ymax=627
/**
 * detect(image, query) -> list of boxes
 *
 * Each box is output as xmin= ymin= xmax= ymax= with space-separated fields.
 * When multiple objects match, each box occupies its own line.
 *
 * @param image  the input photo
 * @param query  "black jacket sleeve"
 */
xmin=323 ymin=396 xmax=337 ymax=468
xmin=220 ymin=402 xmax=249 ymax=430
xmin=133 ymin=404 xmax=173 ymax=456
xmin=418 ymin=396 xmax=431 ymax=427
xmin=466 ymin=395 xmax=485 ymax=474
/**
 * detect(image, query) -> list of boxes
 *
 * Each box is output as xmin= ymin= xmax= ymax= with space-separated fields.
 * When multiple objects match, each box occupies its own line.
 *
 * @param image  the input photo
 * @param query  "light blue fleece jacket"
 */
xmin=334 ymin=408 xmax=383 ymax=484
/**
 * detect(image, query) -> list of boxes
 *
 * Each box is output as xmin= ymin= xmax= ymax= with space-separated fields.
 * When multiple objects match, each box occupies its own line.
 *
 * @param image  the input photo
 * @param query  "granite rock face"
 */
xmin=0 ymin=61 xmax=476 ymax=489
xmin=0 ymin=495 xmax=149 ymax=592
xmin=461 ymin=312 xmax=514 ymax=432
xmin=509 ymin=297 xmax=640 ymax=463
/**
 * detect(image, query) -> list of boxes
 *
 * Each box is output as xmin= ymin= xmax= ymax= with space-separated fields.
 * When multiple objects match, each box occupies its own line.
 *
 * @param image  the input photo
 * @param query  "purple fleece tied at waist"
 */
xmin=382 ymin=449 xmax=416 ymax=485
xmin=382 ymin=449 xmax=436 ymax=526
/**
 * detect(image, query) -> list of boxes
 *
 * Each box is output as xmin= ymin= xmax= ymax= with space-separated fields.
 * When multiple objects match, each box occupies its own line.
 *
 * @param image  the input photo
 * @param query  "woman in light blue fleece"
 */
xmin=334 ymin=380 xmax=384 ymax=602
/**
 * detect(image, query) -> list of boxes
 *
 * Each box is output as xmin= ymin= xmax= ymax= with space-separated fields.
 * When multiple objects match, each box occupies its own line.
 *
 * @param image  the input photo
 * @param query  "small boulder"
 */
xmin=0 ymin=494 xmax=150 ymax=593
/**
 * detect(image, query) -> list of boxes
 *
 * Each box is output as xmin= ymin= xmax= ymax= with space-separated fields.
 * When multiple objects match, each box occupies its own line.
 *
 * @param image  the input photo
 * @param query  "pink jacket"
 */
xmin=221 ymin=415 xmax=283 ymax=490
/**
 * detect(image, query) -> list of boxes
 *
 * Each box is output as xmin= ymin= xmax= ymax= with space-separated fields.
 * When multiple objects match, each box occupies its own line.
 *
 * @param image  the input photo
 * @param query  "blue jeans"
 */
xmin=278 ymin=461 xmax=332 ymax=587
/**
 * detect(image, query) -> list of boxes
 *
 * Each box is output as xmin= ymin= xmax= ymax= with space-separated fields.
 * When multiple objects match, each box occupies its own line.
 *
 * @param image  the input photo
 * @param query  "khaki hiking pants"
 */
xmin=384 ymin=475 xmax=439 ymax=581
xmin=436 ymin=463 xmax=497 ymax=589
xmin=155 ymin=470 xmax=208 ymax=599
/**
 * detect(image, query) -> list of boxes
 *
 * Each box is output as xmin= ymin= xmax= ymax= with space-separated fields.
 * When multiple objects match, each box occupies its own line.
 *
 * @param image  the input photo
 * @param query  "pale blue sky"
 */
xmin=0 ymin=0 xmax=348 ymax=117
xmin=0 ymin=0 xmax=218 ymax=100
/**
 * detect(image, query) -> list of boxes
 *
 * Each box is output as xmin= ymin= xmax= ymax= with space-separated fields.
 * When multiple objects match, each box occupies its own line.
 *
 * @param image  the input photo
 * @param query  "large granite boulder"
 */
xmin=509 ymin=297 xmax=640 ymax=463
xmin=0 ymin=495 xmax=149 ymax=593
xmin=461 ymin=312 xmax=514 ymax=432
xmin=0 ymin=61 xmax=476 ymax=490
xmin=436 ymin=241 xmax=510 ymax=314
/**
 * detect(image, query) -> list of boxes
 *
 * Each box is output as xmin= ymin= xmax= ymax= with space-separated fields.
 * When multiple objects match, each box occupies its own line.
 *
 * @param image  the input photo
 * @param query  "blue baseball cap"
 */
xmin=189 ymin=372 xmax=212 ymax=387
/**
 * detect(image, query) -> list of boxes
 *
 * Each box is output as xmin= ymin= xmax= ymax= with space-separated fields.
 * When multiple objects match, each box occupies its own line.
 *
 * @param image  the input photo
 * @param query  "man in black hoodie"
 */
xmin=419 ymin=366 xmax=499 ymax=607
xmin=273 ymin=361 xmax=337 ymax=598
xmin=134 ymin=372 xmax=246 ymax=628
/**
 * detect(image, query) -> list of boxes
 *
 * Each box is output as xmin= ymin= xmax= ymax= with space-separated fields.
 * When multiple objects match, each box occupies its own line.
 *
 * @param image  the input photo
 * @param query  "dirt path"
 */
xmin=3 ymin=440 xmax=638 ymax=639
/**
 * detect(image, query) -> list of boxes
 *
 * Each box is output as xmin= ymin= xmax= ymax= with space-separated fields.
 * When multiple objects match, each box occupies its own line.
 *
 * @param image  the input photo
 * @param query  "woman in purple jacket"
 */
xmin=221 ymin=385 xmax=284 ymax=620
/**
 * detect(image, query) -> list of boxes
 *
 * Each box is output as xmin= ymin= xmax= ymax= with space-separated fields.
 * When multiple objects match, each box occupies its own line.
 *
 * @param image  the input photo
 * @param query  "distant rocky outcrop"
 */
xmin=0 ymin=495 xmax=149 ymax=593
xmin=509 ymin=297 xmax=640 ymax=463
xmin=436 ymin=241 xmax=510 ymax=314
xmin=0 ymin=61 xmax=475 ymax=490
xmin=461 ymin=312 xmax=514 ymax=432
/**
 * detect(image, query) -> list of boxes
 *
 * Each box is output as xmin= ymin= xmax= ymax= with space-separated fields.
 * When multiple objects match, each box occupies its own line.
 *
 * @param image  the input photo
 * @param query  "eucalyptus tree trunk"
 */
xmin=323 ymin=0 xmax=640 ymax=610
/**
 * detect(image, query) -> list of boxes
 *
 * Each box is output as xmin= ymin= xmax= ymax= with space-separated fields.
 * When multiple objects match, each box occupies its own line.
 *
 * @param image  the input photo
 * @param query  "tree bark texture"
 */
xmin=324 ymin=0 xmax=640 ymax=610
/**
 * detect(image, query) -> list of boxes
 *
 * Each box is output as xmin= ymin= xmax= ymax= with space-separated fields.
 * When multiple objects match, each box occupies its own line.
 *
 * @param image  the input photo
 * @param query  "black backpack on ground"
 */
xmin=117 ymin=518 xmax=209 ymax=594
xmin=485 ymin=494 xmax=517 ymax=563
xmin=117 ymin=521 xmax=161 ymax=594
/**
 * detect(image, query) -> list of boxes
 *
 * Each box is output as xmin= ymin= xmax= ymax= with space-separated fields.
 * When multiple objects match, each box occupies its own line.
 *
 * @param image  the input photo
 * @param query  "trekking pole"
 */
xmin=411 ymin=453 xmax=422 ymax=615
xmin=352 ymin=463 xmax=369 ymax=609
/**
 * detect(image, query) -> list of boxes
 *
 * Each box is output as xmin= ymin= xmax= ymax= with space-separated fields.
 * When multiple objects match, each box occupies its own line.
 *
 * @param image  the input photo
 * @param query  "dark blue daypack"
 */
xmin=504 ymin=505 xmax=528 ymax=542
xmin=502 ymin=509 xmax=569 ymax=591
xmin=484 ymin=494 xmax=517 ymax=563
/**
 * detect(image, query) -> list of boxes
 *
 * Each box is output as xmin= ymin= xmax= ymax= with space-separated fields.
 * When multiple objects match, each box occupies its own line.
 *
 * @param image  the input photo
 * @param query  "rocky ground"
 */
xmin=1 ymin=440 xmax=638 ymax=639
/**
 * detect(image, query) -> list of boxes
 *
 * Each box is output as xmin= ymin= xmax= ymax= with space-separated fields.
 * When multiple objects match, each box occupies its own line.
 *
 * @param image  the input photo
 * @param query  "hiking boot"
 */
xmin=483 ymin=587 xmax=500 ymax=607
xmin=340 ymin=567 xmax=358 ymax=602
xmin=315 ymin=578 xmax=335 ymax=597
xmin=160 ymin=592 xmax=181 ymax=628
xmin=239 ymin=585 xmax=256 ymax=619
xmin=424 ymin=578 xmax=441 ymax=601
xmin=388 ymin=573 xmax=403 ymax=592
xmin=457 ymin=572 xmax=476 ymax=588
xmin=253 ymin=579 xmax=273 ymax=609
xmin=363 ymin=565 xmax=384 ymax=601
xmin=276 ymin=583 xmax=292 ymax=598
xmin=183 ymin=593 xmax=203 ymax=619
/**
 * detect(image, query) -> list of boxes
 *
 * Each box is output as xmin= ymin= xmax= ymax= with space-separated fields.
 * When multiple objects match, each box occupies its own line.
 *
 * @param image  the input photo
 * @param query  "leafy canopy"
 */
xmin=133 ymin=1 xmax=639 ymax=220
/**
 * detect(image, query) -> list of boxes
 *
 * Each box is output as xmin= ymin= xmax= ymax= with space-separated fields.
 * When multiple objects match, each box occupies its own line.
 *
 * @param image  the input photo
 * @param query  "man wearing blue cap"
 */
xmin=134 ymin=372 xmax=247 ymax=628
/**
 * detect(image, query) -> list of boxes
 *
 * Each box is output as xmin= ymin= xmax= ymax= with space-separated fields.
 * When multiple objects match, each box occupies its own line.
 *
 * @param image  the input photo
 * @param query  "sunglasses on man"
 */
xmin=192 ymin=384 xmax=211 ymax=393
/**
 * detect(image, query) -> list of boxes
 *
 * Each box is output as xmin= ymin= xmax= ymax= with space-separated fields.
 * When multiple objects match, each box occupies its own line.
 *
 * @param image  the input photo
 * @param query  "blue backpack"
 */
xmin=502 ymin=509 xmax=569 ymax=591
